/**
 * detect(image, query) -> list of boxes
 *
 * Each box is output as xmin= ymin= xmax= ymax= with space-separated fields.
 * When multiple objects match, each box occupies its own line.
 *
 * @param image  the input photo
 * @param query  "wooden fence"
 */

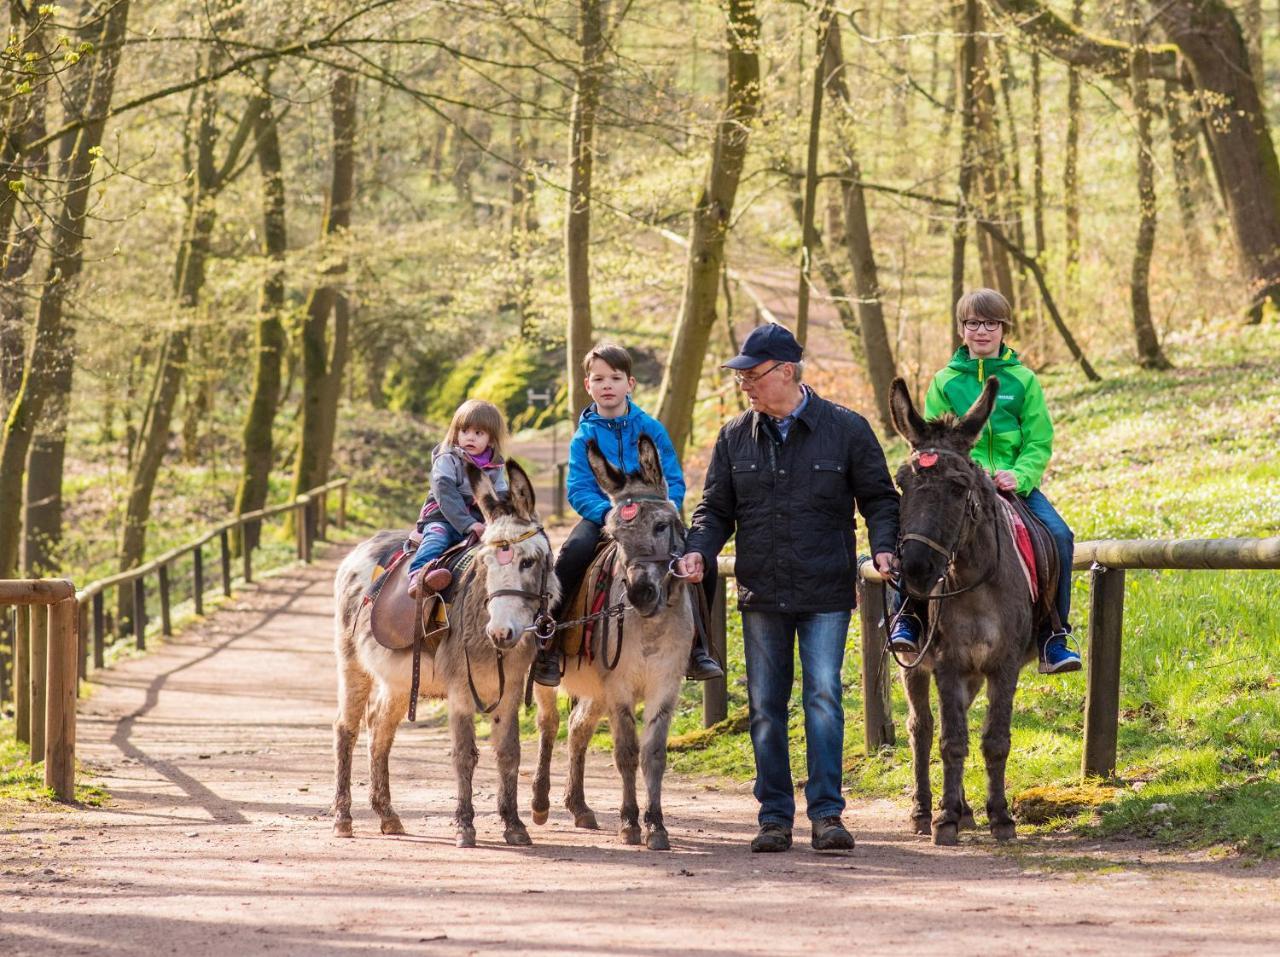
xmin=705 ymin=535 xmax=1280 ymax=780
xmin=0 ymin=478 xmax=350 ymax=802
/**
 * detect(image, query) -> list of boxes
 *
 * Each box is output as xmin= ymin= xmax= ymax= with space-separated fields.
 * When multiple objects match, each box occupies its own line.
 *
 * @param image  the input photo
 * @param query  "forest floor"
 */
xmin=4 ymin=547 xmax=1279 ymax=957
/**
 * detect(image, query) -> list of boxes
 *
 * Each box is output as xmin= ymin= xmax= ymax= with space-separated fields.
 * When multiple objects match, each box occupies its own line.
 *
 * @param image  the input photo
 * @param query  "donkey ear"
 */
xmin=955 ymin=376 xmax=999 ymax=448
xmin=466 ymin=463 xmax=505 ymax=521
xmin=636 ymin=434 xmax=667 ymax=492
xmin=586 ymin=439 xmax=627 ymax=498
xmin=889 ymin=378 xmax=927 ymax=448
xmin=504 ymin=458 xmax=537 ymax=519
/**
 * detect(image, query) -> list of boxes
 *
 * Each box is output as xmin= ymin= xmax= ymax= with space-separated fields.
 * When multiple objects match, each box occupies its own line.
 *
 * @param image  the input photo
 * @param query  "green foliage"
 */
xmin=0 ymin=719 xmax=107 ymax=807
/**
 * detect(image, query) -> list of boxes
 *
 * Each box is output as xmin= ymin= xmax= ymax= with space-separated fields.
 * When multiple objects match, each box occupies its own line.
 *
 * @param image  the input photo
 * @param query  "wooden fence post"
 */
xmin=92 ymin=592 xmax=105 ymax=669
xmin=554 ymin=463 xmax=567 ymax=520
xmin=77 ymin=601 xmax=89 ymax=684
xmin=1082 ymin=565 xmax=1125 ymax=779
xmin=242 ymin=524 xmax=254 ymax=584
xmin=858 ymin=575 xmax=896 ymax=753
xmin=703 ymin=576 xmax=729 ymax=728
xmin=15 ymin=604 xmax=30 ymax=743
xmin=45 ymin=598 xmax=77 ymax=800
xmin=220 ymin=530 xmax=232 ymax=597
xmin=30 ymin=603 xmax=48 ymax=763
xmin=193 ymin=545 xmax=205 ymax=615
xmin=338 ymin=484 xmax=347 ymax=529
xmin=132 ymin=577 xmax=146 ymax=650
xmin=317 ymin=490 xmax=328 ymax=541
xmin=158 ymin=563 xmax=172 ymax=637
xmin=0 ymin=608 xmax=9 ymax=706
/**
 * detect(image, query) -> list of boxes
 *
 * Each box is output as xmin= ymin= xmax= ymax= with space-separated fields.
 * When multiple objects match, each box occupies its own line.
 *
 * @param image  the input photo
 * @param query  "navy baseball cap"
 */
xmin=722 ymin=322 xmax=804 ymax=370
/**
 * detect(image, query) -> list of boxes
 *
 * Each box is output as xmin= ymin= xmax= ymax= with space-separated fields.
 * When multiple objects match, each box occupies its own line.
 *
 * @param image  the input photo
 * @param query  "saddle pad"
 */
xmin=559 ymin=540 xmax=618 ymax=659
xmin=996 ymin=495 xmax=1039 ymax=603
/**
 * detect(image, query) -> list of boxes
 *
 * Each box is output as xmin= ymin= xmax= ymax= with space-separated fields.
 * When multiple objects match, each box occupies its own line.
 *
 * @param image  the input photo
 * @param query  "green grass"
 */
xmin=0 ymin=719 xmax=108 ymax=808
xmin=662 ymin=324 xmax=1280 ymax=855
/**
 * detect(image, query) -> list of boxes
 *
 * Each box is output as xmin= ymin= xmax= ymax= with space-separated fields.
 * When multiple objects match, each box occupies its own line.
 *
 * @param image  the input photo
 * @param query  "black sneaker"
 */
xmin=811 ymin=815 xmax=855 ymax=851
xmin=686 ymin=644 xmax=724 ymax=681
xmin=531 ymin=646 xmax=561 ymax=687
xmin=749 ymin=822 xmax=792 ymax=853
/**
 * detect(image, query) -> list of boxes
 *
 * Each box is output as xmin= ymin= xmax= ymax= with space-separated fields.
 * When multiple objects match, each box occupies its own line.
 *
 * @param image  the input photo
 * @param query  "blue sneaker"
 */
xmin=1038 ymin=631 xmax=1082 ymax=674
xmin=888 ymin=613 xmax=923 ymax=654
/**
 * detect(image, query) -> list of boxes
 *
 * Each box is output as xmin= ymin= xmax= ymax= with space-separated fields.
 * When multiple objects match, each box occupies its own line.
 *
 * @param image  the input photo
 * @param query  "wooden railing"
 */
xmin=1 ymin=478 xmax=350 ymax=802
xmin=706 ymin=535 xmax=1280 ymax=781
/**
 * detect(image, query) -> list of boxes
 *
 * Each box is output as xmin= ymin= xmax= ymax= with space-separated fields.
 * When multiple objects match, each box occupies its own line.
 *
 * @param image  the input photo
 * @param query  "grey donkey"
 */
xmin=530 ymin=435 xmax=695 ymax=851
xmin=889 ymin=376 xmax=1052 ymax=846
xmin=330 ymin=460 xmax=558 ymax=847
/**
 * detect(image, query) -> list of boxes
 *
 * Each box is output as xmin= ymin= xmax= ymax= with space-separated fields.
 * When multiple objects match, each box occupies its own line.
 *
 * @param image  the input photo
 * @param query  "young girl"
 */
xmin=406 ymin=399 xmax=509 ymax=597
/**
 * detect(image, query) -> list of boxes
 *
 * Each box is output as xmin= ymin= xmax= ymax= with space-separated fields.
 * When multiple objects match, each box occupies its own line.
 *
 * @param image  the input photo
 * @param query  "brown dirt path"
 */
xmin=3 ymin=546 xmax=1278 ymax=956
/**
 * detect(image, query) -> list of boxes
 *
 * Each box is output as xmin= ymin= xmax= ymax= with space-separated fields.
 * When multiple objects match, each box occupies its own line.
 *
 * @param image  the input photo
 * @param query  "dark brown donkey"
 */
xmin=888 ymin=376 xmax=1058 ymax=846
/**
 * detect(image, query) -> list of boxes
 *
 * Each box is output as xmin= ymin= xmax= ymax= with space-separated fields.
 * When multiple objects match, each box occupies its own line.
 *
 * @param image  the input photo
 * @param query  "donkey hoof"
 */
xmin=991 ymin=821 xmax=1017 ymax=843
xmin=573 ymin=811 xmax=600 ymax=830
xmin=333 ymin=819 xmax=353 ymax=839
xmin=911 ymin=815 xmax=932 ymax=836
xmin=531 ymin=808 xmax=549 ymax=826
xmin=456 ymin=827 xmax=477 ymax=848
xmin=380 ymin=816 xmax=406 ymax=836
xmin=504 ymin=826 xmax=533 ymax=847
xmin=646 ymin=828 xmax=671 ymax=851
xmin=619 ymin=824 xmax=643 ymax=846
xmin=932 ymin=822 xmax=959 ymax=847
xmin=959 ymin=812 xmax=977 ymax=831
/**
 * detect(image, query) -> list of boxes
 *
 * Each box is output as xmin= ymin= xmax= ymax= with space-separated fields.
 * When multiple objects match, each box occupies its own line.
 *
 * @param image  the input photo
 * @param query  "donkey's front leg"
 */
xmin=332 ymin=658 xmax=372 ymax=838
xmin=449 ymin=695 xmax=480 ymax=847
xmin=611 ymin=701 xmax=642 ymax=846
xmin=982 ymin=667 xmax=1019 ymax=842
xmin=491 ymin=688 xmax=531 ymax=846
xmin=564 ymin=697 xmax=604 ymax=829
xmin=931 ymin=667 xmax=971 ymax=847
xmin=367 ymin=689 xmax=409 ymax=835
xmin=639 ymin=694 xmax=677 ymax=851
xmin=901 ymin=666 xmax=934 ymax=836
xmin=530 ymin=682 xmax=559 ymax=826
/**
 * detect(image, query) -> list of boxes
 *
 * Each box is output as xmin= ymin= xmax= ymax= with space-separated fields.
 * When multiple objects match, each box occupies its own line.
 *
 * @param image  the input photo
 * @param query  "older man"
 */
xmin=678 ymin=323 xmax=899 ymax=853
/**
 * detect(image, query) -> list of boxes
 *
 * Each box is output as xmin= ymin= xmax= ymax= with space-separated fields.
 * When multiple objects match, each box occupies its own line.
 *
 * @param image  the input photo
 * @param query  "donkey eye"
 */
xmin=653 ymin=522 xmax=668 ymax=533
xmin=520 ymin=557 xmax=536 ymax=571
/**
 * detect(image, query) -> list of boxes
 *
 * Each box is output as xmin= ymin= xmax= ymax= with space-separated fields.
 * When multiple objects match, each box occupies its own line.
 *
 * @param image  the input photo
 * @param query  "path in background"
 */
xmin=4 ymin=547 xmax=1278 ymax=956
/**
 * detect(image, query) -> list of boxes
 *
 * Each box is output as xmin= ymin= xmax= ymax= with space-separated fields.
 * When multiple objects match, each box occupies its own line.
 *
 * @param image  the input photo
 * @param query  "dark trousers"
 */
xmin=552 ymin=518 xmax=718 ymax=619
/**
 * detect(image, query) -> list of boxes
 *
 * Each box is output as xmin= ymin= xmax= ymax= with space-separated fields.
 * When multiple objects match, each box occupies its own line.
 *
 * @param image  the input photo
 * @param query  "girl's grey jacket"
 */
xmin=417 ymin=443 xmax=509 ymax=535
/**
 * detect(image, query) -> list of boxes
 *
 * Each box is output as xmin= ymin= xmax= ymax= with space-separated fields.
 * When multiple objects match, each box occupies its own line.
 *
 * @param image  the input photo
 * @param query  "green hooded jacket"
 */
xmin=923 ymin=346 xmax=1053 ymax=495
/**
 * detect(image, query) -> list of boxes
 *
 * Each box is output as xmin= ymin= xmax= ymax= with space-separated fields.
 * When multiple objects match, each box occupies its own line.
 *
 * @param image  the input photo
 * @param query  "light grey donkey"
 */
xmin=330 ymin=460 xmax=558 ymax=847
xmin=530 ymin=435 xmax=696 ymax=851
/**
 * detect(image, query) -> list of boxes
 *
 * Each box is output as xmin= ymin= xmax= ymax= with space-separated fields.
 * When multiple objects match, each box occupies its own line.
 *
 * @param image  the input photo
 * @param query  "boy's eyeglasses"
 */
xmin=962 ymin=319 xmax=1005 ymax=332
xmin=732 ymin=361 xmax=784 ymax=386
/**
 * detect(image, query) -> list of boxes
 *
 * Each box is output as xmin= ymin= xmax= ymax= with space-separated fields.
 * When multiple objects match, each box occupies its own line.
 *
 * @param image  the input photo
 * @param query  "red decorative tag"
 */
xmin=496 ymin=546 xmax=514 ymax=566
xmin=619 ymin=503 xmax=639 ymax=522
xmin=917 ymin=452 xmax=939 ymax=468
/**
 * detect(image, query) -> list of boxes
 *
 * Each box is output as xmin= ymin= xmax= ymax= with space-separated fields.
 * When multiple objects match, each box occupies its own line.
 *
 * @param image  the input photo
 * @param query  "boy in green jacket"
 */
xmin=890 ymin=289 xmax=1081 ymax=674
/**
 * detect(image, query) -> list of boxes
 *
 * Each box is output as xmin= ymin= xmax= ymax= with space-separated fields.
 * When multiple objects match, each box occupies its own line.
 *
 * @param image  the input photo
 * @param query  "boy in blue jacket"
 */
xmin=532 ymin=342 xmax=724 ymax=686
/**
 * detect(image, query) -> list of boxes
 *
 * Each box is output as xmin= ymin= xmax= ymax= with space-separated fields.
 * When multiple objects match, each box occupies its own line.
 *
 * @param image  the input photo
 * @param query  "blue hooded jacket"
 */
xmin=567 ymin=399 xmax=685 ymax=524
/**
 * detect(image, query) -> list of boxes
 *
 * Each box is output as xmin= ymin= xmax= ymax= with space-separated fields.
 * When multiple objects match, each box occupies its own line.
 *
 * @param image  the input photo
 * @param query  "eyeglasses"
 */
xmin=962 ymin=319 xmax=1005 ymax=332
xmin=732 ymin=361 xmax=784 ymax=386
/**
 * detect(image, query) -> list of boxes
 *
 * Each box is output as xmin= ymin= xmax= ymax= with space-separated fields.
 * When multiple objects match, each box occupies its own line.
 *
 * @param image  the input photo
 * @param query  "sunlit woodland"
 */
xmin=1 ymin=0 xmax=1277 ymax=587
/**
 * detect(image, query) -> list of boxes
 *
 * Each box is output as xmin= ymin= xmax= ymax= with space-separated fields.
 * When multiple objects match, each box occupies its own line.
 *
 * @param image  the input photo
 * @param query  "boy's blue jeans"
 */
xmin=408 ymin=522 xmax=464 ymax=575
xmin=1023 ymin=488 xmax=1074 ymax=632
xmin=742 ymin=609 xmax=851 ymax=828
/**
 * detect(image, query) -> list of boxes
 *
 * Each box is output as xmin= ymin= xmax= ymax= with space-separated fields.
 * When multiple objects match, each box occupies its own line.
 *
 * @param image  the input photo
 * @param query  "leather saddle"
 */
xmin=366 ymin=538 xmax=478 ymax=652
xmin=1000 ymin=492 xmax=1061 ymax=633
xmin=558 ymin=540 xmax=619 ymax=661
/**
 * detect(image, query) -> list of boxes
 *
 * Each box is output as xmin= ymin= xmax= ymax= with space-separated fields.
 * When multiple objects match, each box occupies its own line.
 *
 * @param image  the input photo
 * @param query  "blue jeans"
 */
xmin=742 ymin=609 xmax=852 ymax=827
xmin=1023 ymin=488 xmax=1074 ymax=633
xmin=408 ymin=521 xmax=464 ymax=575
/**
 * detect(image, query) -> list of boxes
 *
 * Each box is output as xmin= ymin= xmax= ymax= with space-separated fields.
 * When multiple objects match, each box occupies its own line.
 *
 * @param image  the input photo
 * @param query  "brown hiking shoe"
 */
xmin=749 ymin=822 xmax=792 ymax=853
xmin=407 ymin=567 xmax=451 ymax=599
xmin=811 ymin=816 xmax=855 ymax=851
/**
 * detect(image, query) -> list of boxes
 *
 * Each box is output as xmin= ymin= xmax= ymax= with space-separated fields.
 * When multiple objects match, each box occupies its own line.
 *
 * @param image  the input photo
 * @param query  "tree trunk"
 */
xmin=1243 ymin=0 xmax=1263 ymax=91
xmin=0 ymin=1 xmax=130 ymax=581
xmin=972 ymin=12 xmax=1016 ymax=308
xmin=1129 ymin=34 xmax=1172 ymax=369
xmin=565 ymin=0 xmax=605 ymax=420
xmin=1164 ymin=82 xmax=1207 ymax=259
xmin=292 ymin=73 xmax=357 ymax=501
xmin=234 ymin=93 xmax=288 ymax=550
xmin=1064 ymin=0 xmax=1083 ymax=299
xmin=950 ymin=0 xmax=978 ymax=353
xmin=822 ymin=22 xmax=895 ymax=433
xmin=1151 ymin=0 xmax=1280 ymax=321
xmin=795 ymin=0 xmax=834 ymax=349
xmin=655 ymin=0 xmax=761 ymax=457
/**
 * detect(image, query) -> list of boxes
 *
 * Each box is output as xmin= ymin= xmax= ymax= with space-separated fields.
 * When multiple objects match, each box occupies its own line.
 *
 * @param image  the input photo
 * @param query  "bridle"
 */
xmin=613 ymin=493 xmax=692 ymax=600
xmin=888 ymin=447 xmax=1003 ymax=669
